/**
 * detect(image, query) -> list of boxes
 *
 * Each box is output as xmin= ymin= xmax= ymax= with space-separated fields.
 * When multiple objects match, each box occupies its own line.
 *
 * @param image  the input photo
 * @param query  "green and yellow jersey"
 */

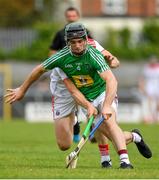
xmin=42 ymin=45 xmax=110 ymax=101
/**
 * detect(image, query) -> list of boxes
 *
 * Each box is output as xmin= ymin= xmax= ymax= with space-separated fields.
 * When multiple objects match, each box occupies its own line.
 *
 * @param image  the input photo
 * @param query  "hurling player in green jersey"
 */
xmin=5 ymin=23 xmax=152 ymax=169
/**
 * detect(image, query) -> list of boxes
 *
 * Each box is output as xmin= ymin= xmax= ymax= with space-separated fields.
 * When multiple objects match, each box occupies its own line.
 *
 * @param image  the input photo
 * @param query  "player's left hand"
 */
xmin=108 ymin=56 xmax=120 ymax=68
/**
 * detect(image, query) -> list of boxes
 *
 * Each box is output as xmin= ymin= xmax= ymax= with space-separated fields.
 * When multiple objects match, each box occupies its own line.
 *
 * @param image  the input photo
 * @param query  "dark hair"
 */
xmin=65 ymin=7 xmax=80 ymax=16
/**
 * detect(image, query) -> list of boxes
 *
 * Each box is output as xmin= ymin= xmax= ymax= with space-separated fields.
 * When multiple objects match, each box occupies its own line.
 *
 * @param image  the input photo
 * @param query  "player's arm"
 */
xmin=100 ymin=69 xmax=118 ymax=118
xmin=101 ymin=50 xmax=120 ymax=68
xmin=5 ymin=64 xmax=46 ymax=104
xmin=55 ymin=68 xmax=98 ymax=117
xmin=93 ymin=40 xmax=120 ymax=68
xmin=63 ymin=78 xmax=98 ymax=118
xmin=93 ymin=49 xmax=117 ymax=118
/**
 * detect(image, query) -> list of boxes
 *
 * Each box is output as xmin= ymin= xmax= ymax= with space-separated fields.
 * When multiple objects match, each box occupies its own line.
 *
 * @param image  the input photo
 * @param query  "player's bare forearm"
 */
xmin=20 ymin=64 xmax=46 ymax=93
xmin=108 ymin=56 xmax=120 ymax=68
xmin=100 ymin=70 xmax=117 ymax=116
xmin=63 ymin=78 xmax=88 ymax=108
xmin=63 ymin=78 xmax=97 ymax=117
xmin=102 ymin=50 xmax=120 ymax=68
xmin=104 ymin=76 xmax=117 ymax=105
xmin=5 ymin=64 xmax=46 ymax=104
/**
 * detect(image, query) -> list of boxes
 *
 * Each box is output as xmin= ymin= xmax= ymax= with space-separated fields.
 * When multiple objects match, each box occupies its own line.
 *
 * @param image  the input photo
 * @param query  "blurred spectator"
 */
xmin=49 ymin=7 xmax=92 ymax=56
xmin=139 ymin=56 xmax=159 ymax=123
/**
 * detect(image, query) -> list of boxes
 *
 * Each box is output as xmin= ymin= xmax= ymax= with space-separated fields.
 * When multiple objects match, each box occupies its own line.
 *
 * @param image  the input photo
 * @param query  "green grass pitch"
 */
xmin=0 ymin=120 xmax=158 ymax=179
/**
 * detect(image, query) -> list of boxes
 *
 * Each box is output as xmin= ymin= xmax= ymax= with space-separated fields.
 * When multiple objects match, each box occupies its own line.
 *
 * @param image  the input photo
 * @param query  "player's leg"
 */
xmin=54 ymin=113 xmax=74 ymax=150
xmin=99 ymin=112 xmax=152 ymax=160
xmin=54 ymin=113 xmax=79 ymax=168
xmin=98 ymin=107 xmax=133 ymax=169
xmin=73 ymin=110 xmax=81 ymax=143
xmin=92 ymin=93 xmax=113 ymax=168
xmin=93 ymin=92 xmax=132 ymax=168
xmin=73 ymin=122 xmax=80 ymax=142
xmin=74 ymin=100 xmax=111 ymax=168
xmin=124 ymin=130 xmax=152 ymax=159
xmin=52 ymin=96 xmax=77 ymax=150
xmin=52 ymin=96 xmax=79 ymax=168
xmin=98 ymin=106 xmax=152 ymax=160
xmin=111 ymin=96 xmax=151 ymax=159
xmin=94 ymin=131 xmax=112 ymax=168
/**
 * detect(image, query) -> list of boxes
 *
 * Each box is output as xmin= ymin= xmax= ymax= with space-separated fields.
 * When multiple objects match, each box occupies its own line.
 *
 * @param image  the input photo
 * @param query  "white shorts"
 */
xmin=52 ymin=91 xmax=118 ymax=122
xmin=52 ymin=95 xmax=77 ymax=120
xmin=91 ymin=91 xmax=118 ymax=124
xmin=75 ymin=91 xmax=118 ymax=124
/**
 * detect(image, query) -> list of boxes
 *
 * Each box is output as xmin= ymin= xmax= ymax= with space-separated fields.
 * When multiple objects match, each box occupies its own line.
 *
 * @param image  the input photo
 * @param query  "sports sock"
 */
xmin=118 ymin=149 xmax=130 ymax=164
xmin=73 ymin=120 xmax=80 ymax=135
xmin=132 ymin=132 xmax=142 ymax=143
xmin=98 ymin=144 xmax=111 ymax=164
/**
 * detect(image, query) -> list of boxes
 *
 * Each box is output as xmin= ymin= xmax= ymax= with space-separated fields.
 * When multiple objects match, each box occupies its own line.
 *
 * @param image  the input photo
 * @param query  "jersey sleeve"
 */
xmin=89 ymin=47 xmax=110 ymax=73
xmin=42 ymin=54 xmax=59 ymax=70
xmin=56 ymin=68 xmax=68 ymax=80
xmin=94 ymin=40 xmax=104 ymax=52
xmin=42 ymin=47 xmax=69 ymax=70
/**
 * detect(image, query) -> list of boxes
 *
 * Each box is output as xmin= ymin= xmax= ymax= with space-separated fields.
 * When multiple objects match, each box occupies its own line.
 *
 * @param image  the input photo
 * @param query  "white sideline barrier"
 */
xmin=25 ymin=102 xmax=53 ymax=122
xmin=117 ymin=103 xmax=142 ymax=123
xmin=25 ymin=102 xmax=142 ymax=123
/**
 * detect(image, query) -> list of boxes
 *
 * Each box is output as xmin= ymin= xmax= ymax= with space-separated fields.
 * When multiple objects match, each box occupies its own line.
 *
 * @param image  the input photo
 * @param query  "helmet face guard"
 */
xmin=65 ymin=23 xmax=87 ymax=43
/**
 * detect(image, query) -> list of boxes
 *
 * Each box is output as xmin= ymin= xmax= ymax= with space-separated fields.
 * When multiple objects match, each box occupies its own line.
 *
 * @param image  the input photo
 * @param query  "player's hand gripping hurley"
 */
xmin=66 ymin=115 xmax=110 ymax=168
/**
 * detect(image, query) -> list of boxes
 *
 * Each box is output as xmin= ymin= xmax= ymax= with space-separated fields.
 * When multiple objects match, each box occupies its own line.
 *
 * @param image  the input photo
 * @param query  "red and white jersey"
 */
xmin=143 ymin=63 xmax=159 ymax=97
xmin=87 ymin=38 xmax=104 ymax=52
xmin=50 ymin=39 xmax=105 ymax=97
xmin=87 ymin=38 xmax=113 ymax=59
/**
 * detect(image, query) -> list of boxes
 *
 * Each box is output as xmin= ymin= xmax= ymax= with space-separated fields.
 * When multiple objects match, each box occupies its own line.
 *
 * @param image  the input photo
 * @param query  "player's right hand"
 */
xmin=4 ymin=87 xmax=25 ymax=104
xmin=101 ymin=105 xmax=112 ymax=120
xmin=87 ymin=104 xmax=98 ymax=118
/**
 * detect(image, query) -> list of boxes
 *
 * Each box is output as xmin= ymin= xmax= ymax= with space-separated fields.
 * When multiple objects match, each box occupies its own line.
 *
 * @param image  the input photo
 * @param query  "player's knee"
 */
xmin=58 ymin=144 xmax=71 ymax=151
xmin=102 ymin=120 xmax=115 ymax=134
xmin=57 ymin=141 xmax=71 ymax=151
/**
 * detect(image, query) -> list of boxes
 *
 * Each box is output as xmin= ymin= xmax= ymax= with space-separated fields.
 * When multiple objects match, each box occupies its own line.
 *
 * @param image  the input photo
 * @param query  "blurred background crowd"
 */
xmin=0 ymin=0 xmax=159 ymax=124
